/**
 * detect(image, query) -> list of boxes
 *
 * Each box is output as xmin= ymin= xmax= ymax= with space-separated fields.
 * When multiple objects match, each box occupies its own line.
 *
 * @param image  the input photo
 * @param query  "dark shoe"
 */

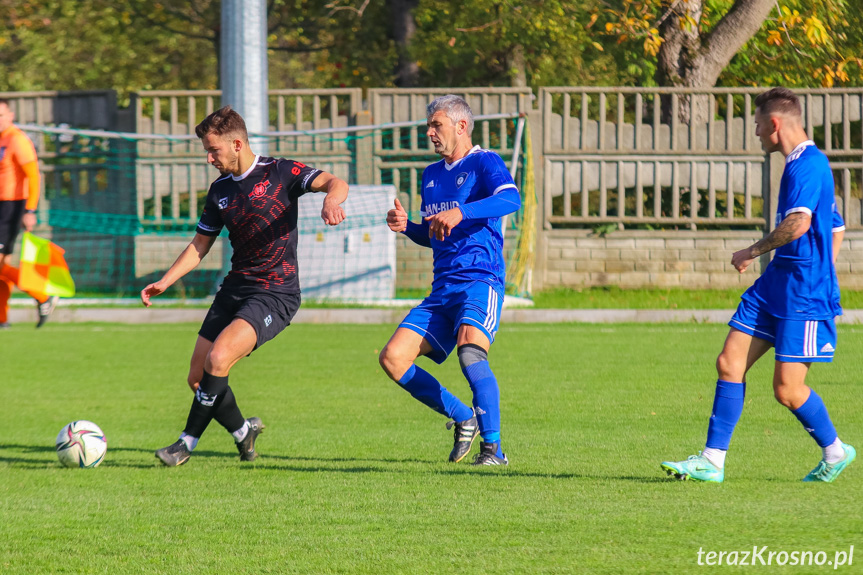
xmin=471 ymin=442 xmax=509 ymax=466
xmin=36 ymin=295 xmax=59 ymax=328
xmin=0 ymin=322 xmax=10 ymax=329
xmin=236 ymin=417 xmax=265 ymax=461
xmin=155 ymin=439 xmax=191 ymax=467
xmin=446 ymin=412 xmax=478 ymax=463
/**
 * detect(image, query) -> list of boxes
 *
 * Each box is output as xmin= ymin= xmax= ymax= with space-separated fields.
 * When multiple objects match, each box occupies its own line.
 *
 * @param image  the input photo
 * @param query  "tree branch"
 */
xmin=772 ymin=0 xmax=816 ymax=59
xmin=126 ymin=2 xmax=216 ymax=42
xmin=655 ymin=0 xmax=681 ymax=27
xmin=326 ymin=0 xmax=371 ymax=17
xmin=699 ymin=0 xmax=775 ymax=79
xmin=269 ymin=43 xmax=335 ymax=53
xmin=455 ymin=18 xmax=502 ymax=33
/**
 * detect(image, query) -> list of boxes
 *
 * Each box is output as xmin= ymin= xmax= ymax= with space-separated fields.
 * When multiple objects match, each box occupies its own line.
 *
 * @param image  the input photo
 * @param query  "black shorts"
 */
xmin=199 ymin=279 xmax=301 ymax=351
xmin=0 ymin=200 xmax=26 ymax=255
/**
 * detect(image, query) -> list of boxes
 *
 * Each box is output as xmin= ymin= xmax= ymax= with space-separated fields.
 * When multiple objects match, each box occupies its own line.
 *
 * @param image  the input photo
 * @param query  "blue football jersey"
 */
xmin=419 ymin=146 xmax=519 ymax=292
xmin=833 ymin=208 xmax=845 ymax=232
xmin=742 ymin=141 xmax=842 ymax=319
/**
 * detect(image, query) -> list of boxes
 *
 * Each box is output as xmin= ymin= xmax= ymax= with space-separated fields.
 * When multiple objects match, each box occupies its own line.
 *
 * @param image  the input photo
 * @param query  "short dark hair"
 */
xmin=754 ymin=87 xmax=802 ymax=119
xmin=195 ymin=105 xmax=248 ymax=141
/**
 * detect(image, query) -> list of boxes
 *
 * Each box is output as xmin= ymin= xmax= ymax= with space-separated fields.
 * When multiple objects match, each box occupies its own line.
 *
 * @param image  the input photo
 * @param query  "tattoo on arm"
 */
xmin=749 ymin=212 xmax=810 ymax=258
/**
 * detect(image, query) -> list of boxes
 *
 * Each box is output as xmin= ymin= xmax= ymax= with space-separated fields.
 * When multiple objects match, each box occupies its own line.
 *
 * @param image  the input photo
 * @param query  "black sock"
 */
xmin=183 ymin=370 xmax=229 ymax=437
xmin=213 ymin=385 xmax=246 ymax=435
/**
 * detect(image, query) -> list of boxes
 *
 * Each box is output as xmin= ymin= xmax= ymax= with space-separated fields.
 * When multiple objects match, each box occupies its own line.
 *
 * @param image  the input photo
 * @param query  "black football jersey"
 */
xmin=197 ymin=155 xmax=322 ymax=293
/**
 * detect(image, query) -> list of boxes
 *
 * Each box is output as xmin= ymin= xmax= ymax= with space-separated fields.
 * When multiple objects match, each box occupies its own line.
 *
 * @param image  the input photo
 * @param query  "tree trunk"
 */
xmin=213 ymin=29 xmax=221 ymax=90
xmin=656 ymin=0 xmax=775 ymax=123
xmin=387 ymin=0 xmax=419 ymax=87
xmin=508 ymin=44 xmax=527 ymax=88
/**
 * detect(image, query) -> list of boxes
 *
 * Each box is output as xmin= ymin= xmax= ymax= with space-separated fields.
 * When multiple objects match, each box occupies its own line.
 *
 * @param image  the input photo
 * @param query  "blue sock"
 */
xmin=791 ymin=389 xmax=838 ymax=448
xmin=705 ymin=380 xmax=745 ymax=450
xmin=463 ymin=360 xmax=503 ymax=457
xmin=397 ymin=364 xmax=473 ymax=421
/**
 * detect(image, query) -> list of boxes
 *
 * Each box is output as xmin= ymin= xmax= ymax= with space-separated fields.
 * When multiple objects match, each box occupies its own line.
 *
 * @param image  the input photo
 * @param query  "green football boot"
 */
xmin=660 ymin=453 xmax=724 ymax=483
xmin=803 ymin=443 xmax=856 ymax=483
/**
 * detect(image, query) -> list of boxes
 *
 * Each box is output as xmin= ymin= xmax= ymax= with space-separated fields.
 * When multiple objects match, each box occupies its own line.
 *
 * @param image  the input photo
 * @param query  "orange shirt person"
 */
xmin=0 ymin=98 xmax=58 ymax=328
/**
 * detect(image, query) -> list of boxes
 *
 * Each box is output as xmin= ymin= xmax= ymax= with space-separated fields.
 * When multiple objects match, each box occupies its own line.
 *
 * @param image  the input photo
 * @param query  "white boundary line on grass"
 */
xmin=8 ymin=306 xmax=863 ymax=324
xmin=9 ymin=295 xmax=535 ymax=308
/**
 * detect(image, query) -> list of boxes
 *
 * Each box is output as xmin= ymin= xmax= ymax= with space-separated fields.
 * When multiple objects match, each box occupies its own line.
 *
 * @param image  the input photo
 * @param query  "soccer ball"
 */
xmin=55 ymin=420 xmax=107 ymax=468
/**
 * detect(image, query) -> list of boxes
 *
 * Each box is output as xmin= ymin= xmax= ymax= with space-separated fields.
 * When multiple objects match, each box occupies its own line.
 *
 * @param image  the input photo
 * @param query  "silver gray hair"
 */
xmin=427 ymin=95 xmax=474 ymax=135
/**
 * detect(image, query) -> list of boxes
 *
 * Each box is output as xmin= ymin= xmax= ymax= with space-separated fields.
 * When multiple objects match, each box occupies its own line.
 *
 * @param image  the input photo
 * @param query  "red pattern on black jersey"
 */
xmin=196 ymin=157 xmax=321 ymax=293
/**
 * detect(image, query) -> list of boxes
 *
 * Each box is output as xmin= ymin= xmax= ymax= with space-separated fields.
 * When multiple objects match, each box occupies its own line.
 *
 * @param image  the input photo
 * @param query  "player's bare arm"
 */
xmin=310 ymin=171 xmax=348 ymax=226
xmin=21 ymin=160 xmax=41 ymax=231
xmin=833 ymin=228 xmax=845 ymax=263
xmin=424 ymin=207 xmax=464 ymax=241
xmin=21 ymin=212 xmax=36 ymax=231
xmin=141 ymin=233 xmax=217 ymax=306
xmin=386 ymin=197 xmax=408 ymax=233
xmin=731 ymin=212 xmax=811 ymax=273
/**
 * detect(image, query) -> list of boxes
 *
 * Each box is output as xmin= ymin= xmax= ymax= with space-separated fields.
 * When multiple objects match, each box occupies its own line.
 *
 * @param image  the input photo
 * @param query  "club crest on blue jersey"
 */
xmin=455 ymin=172 xmax=469 ymax=188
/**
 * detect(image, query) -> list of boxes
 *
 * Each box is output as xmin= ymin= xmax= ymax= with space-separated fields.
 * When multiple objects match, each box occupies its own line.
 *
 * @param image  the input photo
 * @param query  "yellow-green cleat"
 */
xmin=803 ymin=443 xmax=856 ymax=483
xmin=661 ymin=453 xmax=724 ymax=483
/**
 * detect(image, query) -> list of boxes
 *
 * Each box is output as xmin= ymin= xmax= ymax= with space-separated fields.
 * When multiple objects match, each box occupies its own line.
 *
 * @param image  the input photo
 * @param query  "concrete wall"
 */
xmin=836 ymin=231 xmax=863 ymax=290
xmin=531 ymin=229 xmax=863 ymax=291
xmin=539 ymin=230 xmax=762 ymax=289
xmin=23 ymin=225 xmax=862 ymax=296
xmin=126 ymin=228 xmax=863 ymax=294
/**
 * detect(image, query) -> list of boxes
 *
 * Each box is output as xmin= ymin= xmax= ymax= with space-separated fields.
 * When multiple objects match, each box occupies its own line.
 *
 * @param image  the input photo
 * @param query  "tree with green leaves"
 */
xmin=123 ymin=0 xmax=395 ymax=89
xmin=599 ymin=0 xmax=861 ymax=89
xmin=2 ymin=0 xmax=860 ymax=104
xmin=597 ymin=0 xmax=861 ymax=121
xmin=410 ymin=1 xmax=612 ymax=89
xmin=0 ymin=0 xmax=216 ymax=95
xmin=0 ymin=0 xmax=397 ymax=97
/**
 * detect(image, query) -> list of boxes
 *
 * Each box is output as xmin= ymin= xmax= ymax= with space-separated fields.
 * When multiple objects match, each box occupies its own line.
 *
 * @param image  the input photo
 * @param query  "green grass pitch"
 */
xmin=1 ymin=323 xmax=861 ymax=574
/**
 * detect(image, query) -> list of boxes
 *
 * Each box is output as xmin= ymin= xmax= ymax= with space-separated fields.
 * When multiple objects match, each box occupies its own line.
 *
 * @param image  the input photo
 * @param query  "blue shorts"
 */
xmin=399 ymin=280 xmax=503 ymax=364
xmin=729 ymin=297 xmax=836 ymax=363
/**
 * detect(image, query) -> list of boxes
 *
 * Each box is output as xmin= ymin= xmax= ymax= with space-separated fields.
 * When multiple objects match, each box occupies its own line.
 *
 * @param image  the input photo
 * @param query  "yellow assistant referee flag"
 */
xmin=18 ymin=232 xmax=76 ymax=297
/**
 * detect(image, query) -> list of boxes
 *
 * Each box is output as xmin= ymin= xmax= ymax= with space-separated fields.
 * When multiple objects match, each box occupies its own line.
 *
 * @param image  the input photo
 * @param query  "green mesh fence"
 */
xmin=25 ymin=118 xmax=531 ymax=300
